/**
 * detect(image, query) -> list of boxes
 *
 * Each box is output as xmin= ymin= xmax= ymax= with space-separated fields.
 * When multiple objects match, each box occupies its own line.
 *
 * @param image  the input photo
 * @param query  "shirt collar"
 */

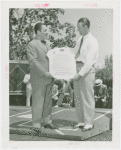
xmin=35 ymin=36 xmax=46 ymax=44
xmin=82 ymin=32 xmax=91 ymax=40
xmin=35 ymin=36 xmax=40 ymax=40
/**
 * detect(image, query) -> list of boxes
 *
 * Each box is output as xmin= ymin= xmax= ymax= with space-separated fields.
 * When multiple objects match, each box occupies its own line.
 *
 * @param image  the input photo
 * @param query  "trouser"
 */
xmin=52 ymin=98 xmax=58 ymax=106
xmin=74 ymin=62 xmax=95 ymax=125
xmin=57 ymin=93 xmax=64 ymax=106
xmin=26 ymin=88 xmax=32 ymax=106
xmin=108 ymin=97 xmax=112 ymax=108
xmin=31 ymin=79 xmax=54 ymax=128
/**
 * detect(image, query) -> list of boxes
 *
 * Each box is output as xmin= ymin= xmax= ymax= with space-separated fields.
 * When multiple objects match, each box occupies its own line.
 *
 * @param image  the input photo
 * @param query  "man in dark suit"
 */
xmin=27 ymin=22 xmax=58 ymax=131
xmin=94 ymin=79 xmax=108 ymax=108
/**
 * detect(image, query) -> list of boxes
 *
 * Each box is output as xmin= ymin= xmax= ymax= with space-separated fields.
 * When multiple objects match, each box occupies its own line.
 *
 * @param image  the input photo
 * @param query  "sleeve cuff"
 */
xmin=78 ymin=71 xmax=84 ymax=77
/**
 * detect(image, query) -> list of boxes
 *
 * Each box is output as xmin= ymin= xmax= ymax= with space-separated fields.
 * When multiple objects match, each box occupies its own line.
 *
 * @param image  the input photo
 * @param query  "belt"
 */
xmin=76 ymin=61 xmax=83 ymax=63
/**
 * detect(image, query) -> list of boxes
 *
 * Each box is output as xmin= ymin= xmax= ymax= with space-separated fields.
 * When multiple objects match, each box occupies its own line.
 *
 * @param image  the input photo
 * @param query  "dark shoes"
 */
xmin=44 ymin=123 xmax=58 ymax=129
xmin=32 ymin=127 xmax=42 ymax=133
xmin=32 ymin=123 xmax=58 ymax=131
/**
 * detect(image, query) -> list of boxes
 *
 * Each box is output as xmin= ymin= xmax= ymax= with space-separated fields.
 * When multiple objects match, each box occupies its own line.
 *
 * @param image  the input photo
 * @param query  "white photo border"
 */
xmin=1 ymin=1 xmax=120 ymax=149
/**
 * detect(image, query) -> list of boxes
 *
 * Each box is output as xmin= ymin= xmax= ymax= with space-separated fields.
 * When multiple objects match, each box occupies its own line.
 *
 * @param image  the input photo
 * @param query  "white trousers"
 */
xmin=74 ymin=62 xmax=95 ymax=125
xmin=26 ymin=88 xmax=32 ymax=106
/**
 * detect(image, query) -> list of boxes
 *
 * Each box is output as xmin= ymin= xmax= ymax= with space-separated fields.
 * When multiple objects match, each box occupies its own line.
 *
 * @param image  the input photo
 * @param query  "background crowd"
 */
xmin=23 ymin=73 xmax=112 ymax=109
xmin=52 ymin=78 xmax=112 ymax=109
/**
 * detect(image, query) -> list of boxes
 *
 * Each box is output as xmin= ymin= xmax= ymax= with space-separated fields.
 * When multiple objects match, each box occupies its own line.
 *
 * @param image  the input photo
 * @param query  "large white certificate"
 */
xmin=47 ymin=47 xmax=77 ymax=80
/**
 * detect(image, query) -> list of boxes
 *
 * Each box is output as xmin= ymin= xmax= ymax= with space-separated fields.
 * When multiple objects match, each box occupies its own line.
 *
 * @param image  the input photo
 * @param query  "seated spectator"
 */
xmin=23 ymin=67 xmax=32 ymax=106
xmin=54 ymin=79 xmax=64 ymax=107
xmin=63 ymin=80 xmax=72 ymax=104
xmin=53 ymin=79 xmax=75 ymax=108
xmin=94 ymin=79 xmax=108 ymax=108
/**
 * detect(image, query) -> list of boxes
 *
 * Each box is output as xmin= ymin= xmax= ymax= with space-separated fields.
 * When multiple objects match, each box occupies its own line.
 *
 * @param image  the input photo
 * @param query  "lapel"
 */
xmin=34 ymin=37 xmax=48 ymax=53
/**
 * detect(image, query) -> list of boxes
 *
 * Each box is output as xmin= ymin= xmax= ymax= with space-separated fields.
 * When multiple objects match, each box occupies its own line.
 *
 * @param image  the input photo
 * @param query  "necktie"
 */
xmin=41 ymin=40 xmax=48 ymax=53
xmin=75 ymin=36 xmax=84 ymax=59
xmin=41 ymin=40 xmax=46 ymax=45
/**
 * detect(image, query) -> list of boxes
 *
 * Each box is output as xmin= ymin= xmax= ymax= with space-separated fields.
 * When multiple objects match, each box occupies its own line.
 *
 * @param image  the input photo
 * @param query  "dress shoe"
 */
xmin=82 ymin=125 xmax=94 ymax=132
xmin=32 ymin=127 xmax=42 ymax=133
xmin=73 ymin=123 xmax=85 ymax=129
xmin=44 ymin=123 xmax=58 ymax=129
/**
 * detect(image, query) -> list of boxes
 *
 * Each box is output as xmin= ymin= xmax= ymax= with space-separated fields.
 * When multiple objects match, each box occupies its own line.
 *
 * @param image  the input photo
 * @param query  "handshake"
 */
xmin=44 ymin=72 xmax=63 ymax=84
xmin=44 ymin=72 xmax=73 ymax=88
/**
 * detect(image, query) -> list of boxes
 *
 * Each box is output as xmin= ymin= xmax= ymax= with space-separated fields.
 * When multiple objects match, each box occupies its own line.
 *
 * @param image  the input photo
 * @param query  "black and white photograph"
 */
xmin=1 ymin=1 xmax=120 ymax=149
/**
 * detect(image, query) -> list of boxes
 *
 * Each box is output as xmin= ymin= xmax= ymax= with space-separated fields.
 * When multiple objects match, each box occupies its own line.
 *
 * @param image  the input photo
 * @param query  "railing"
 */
xmin=9 ymin=60 xmax=29 ymax=95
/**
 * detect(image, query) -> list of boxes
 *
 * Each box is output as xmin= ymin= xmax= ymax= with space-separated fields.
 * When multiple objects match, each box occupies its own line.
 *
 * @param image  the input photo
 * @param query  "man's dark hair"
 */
xmin=78 ymin=17 xmax=90 ymax=28
xmin=34 ymin=22 xmax=43 ymax=34
xmin=54 ymin=80 xmax=63 ymax=90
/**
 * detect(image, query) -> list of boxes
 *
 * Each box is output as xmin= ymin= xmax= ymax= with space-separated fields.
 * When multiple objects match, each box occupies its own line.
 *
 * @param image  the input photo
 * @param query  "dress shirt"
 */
xmin=75 ymin=32 xmax=98 ymax=76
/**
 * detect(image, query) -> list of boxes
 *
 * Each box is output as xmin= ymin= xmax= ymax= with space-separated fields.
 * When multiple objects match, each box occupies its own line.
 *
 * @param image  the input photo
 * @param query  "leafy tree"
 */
xmin=9 ymin=8 xmax=76 ymax=60
xmin=95 ymin=54 xmax=113 ymax=87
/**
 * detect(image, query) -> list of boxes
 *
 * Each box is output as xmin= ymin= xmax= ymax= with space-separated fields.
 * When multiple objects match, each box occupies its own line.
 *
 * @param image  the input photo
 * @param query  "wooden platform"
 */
xmin=10 ymin=106 xmax=112 ymax=141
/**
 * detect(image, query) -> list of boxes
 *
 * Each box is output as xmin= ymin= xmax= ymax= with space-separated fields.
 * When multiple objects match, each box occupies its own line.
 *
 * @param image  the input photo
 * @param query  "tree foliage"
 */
xmin=9 ymin=8 xmax=76 ymax=60
xmin=95 ymin=54 xmax=113 ymax=87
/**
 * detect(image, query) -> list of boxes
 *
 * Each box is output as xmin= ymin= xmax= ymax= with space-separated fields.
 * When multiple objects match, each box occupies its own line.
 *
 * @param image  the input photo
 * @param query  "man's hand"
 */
xmin=95 ymin=95 xmax=98 ymax=99
xmin=73 ymin=74 xmax=81 ymax=81
xmin=44 ymin=72 xmax=54 ymax=79
xmin=64 ymin=93 xmax=70 ymax=96
xmin=95 ymin=95 xmax=100 ymax=99
xmin=95 ymin=95 xmax=98 ymax=101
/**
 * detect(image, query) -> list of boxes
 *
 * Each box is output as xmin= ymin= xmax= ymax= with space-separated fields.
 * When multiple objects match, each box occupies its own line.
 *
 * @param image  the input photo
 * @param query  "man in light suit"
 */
xmin=27 ymin=22 xmax=58 ymax=131
xmin=72 ymin=18 xmax=99 ymax=131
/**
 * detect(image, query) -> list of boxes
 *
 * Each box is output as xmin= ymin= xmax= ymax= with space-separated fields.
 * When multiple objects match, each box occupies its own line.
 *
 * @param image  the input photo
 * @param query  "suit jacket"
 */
xmin=27 ymin=37 xmax=52 ymax=85
xmin=94 ymin=84 xmax=107 ymax=99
